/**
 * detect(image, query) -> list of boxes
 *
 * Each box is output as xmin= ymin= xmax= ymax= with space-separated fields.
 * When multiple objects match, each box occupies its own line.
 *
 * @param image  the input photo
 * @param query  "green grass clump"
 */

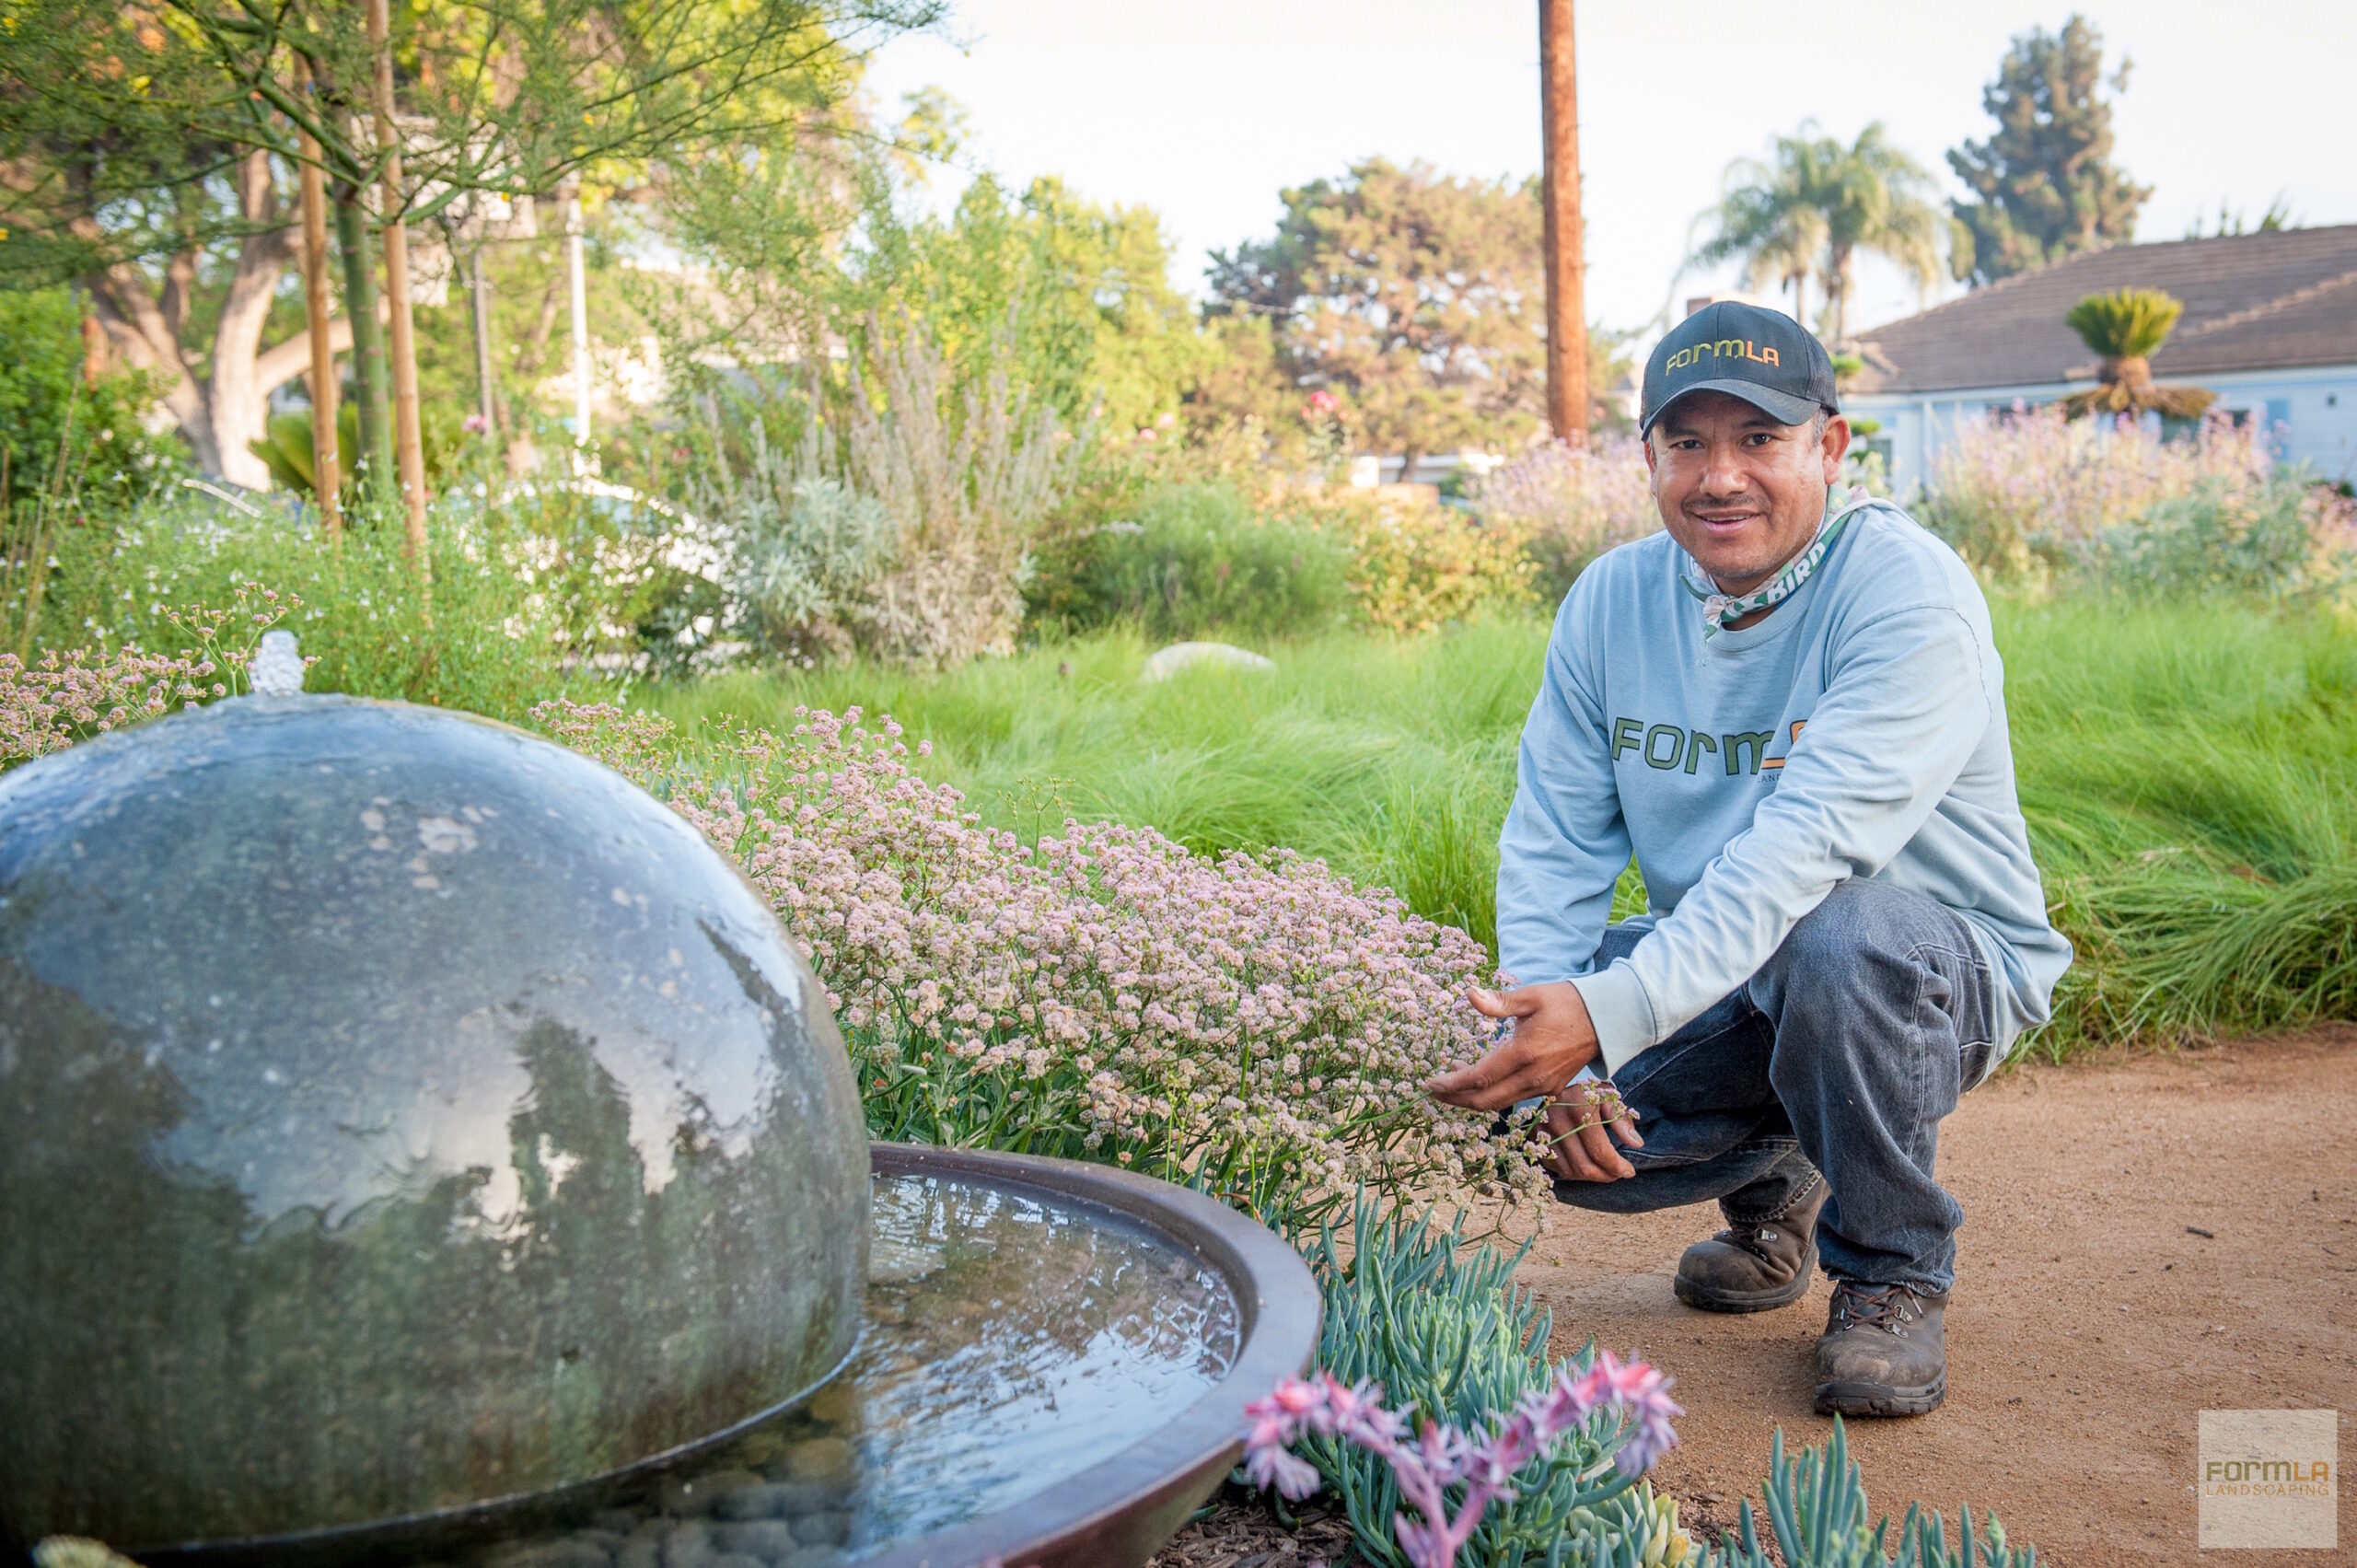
xmin=1026 ymin=480 xmax=1354 ymax=642
xmin=646 ymin=595 xmax=2357 ymax=1055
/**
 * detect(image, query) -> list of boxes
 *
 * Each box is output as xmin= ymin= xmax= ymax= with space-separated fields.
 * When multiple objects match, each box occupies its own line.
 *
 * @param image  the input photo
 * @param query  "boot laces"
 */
xmin=1713 ymin=1223 xmax=1782 ymax=1260
xmin=1831 ymin=1282 xmax=1922 ymax=1335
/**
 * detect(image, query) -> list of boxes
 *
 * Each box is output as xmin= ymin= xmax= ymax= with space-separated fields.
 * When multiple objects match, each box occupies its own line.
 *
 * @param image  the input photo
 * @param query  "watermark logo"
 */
xmin=2200 ymin=1409 xmax=2337 ymax=1550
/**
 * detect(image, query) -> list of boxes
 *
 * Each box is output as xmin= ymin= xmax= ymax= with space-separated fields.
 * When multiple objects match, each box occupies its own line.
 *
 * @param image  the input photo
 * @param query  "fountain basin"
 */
xmin=120 ymin=1144 xmax=1318 ymax=1568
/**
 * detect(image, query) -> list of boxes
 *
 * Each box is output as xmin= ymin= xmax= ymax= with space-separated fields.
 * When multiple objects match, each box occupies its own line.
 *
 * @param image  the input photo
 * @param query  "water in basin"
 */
xmin=438 ymin=1169 xmax=1241 ymax=1568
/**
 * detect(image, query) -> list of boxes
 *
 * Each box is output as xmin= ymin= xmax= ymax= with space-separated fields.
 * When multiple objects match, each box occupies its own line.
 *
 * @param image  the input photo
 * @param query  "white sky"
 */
xmin=855 ymin=0 xmax=2357 ymax=343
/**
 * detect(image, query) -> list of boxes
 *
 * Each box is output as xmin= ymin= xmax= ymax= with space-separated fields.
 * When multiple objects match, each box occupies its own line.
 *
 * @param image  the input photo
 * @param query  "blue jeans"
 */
xmin=1552 ymin=879 xmax=1997 ymax=1295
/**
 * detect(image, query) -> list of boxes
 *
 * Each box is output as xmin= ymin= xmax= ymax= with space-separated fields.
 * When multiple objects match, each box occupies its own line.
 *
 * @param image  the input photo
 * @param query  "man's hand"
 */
xmin=1424 ymin=981 xmax=1643 ymax=1182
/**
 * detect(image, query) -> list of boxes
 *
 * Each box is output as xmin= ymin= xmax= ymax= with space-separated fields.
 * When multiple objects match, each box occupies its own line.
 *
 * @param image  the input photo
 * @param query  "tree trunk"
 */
xmin=468 ymin=244 xmax=497 ymax=431
xmin=334 ymin=182 xmax=396 ymax=493
xmin=77 ymin=178 xmax=358 ymax=490
xmin=366 ymin=0 xmax=432 ymax=563
xmin=1538 ymin=0 xmax=1586 ymax=447
xmin=209 ymin=154 xmax=298 ymax=491
xmin=296 ymin=58 xmax=343 ymax=533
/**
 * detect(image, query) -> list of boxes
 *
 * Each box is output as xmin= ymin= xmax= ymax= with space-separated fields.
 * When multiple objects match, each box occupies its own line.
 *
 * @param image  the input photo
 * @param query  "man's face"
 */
xmin=1643 ymin=390 xmax=1850 ymax=595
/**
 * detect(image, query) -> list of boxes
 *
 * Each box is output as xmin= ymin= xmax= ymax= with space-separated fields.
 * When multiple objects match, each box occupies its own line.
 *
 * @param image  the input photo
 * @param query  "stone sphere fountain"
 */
xmin=0 ymin=661 xmax=1317 ymax=1568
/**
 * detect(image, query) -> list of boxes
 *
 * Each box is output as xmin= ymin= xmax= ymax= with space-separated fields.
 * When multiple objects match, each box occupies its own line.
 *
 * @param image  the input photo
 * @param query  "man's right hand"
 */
xmin=1424 ymin=981 xmax=1643 ymax=1181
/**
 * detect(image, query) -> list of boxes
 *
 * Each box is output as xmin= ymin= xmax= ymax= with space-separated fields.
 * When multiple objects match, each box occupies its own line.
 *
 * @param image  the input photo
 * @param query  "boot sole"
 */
xmin=1673 ymin=1242 xmax=1817 ymax=1314
xmin=1813 ymin=1371 xmax=1946 ymax=1418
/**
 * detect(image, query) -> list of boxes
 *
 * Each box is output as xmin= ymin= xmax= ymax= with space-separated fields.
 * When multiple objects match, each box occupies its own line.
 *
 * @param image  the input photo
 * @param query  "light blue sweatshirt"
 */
xmin=1496 ymin=496 xmax=2071 ymax=1084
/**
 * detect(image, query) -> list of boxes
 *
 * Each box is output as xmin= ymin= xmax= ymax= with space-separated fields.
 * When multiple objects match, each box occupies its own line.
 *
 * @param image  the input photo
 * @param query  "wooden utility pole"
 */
xmin=1539 ymin=0 xmax=1588 ymax=447
xmin=366 ymin=0 xmax=433 ymax=574
xmin=294 ymin=57 xmax=342 ymax=535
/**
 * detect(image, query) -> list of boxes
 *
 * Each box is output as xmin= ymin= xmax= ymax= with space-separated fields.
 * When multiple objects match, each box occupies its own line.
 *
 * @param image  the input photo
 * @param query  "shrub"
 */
xmin=683 ymin=323 xmax=1082 ymax=669
xmin=1475 ymin=436 xmax=1659 ymax=602
xmin=43 ymin=493 xmax=570 ymax=719
xmin=1 ymin=584 xmax=295 ymax=771
xmin=0 ymin=287 xmax=181 ymax=516
xmin=1306 ymin=491 xmax=1537 ymax=635
xmin=536 ymin=700 xmax=1552 ymax=1229
xmin=1028 ymin=482 xmax=1353 ymax=641
xmin=1917 ymin=404 xmax=2276 ymax=580
xmin=473 ymin=479 xmax=728 ymax=679
xmin=2077 ymin=475 xmax=2354 ymax=601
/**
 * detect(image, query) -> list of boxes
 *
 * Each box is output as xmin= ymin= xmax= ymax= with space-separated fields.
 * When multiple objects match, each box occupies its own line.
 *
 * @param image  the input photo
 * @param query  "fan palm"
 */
xmin=1689 ymin=133 xmax=1831 ymax=326
xmin=1817 ymin=122 xmax=1941 ymax=343
xmin=1689 ymin=122 xmax=1942 ymax=342
xmin=2061 ymin=287 xmax=2214 ymax=419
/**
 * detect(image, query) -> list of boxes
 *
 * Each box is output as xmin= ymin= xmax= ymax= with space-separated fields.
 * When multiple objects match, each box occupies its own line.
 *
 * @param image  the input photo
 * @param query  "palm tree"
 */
xmin=1816 ymin=122 xmax=1941 ymax=343
xmin=1689 ymin=131 xmax=1831 ymax=327
xmin=1689 ymin=122 xmax=1942 ymax=342
xmin=2061 ymin=288 xmax=2214 ymax=419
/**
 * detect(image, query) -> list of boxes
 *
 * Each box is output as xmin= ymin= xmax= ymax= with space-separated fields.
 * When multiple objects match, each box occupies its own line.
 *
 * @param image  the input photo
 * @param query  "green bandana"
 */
xmin=1685 ymin=488 xmax=1873 ymax=637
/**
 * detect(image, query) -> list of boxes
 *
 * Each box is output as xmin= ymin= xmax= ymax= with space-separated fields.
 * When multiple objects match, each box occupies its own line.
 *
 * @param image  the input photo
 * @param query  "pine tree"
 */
xmin=1946 ymin=15 xmax=2151 ymax=286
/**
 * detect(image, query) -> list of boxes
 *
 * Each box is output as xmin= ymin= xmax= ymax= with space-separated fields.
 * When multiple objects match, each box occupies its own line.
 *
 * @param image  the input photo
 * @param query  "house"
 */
xmin=1844 ymin=226 xmax=2357 ymax=493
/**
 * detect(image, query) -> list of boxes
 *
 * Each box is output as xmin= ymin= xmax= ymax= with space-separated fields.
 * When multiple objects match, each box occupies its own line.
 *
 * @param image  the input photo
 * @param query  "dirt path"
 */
xmin=1511 ymin=1028 xmax=2357 ymax=1566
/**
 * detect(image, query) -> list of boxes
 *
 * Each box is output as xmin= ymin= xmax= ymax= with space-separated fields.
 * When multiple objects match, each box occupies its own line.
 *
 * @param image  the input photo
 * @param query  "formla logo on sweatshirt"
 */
xmin=1608 ymin=718 xmax=1807 ymax=777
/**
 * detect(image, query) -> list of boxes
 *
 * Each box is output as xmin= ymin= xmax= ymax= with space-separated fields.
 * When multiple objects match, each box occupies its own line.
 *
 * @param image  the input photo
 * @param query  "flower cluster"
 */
xmin=1243 ymin=1360 xmax=1683 ymax=1568
xmin=539 ymin=701 xmax=1552 ymax=1224
xmin=0 ymin=587 xmax=301 ymax=770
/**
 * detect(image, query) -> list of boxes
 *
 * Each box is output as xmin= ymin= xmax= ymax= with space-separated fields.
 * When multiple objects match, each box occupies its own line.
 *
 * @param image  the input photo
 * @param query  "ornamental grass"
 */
xmin=537 ymin=699 xmax=1552 ymax=1227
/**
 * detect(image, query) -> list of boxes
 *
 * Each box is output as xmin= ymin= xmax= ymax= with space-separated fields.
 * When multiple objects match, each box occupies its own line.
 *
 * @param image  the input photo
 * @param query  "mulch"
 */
xmin=1143 ymin=1482 xmax=1758 ymax=1568
xmin=1144 ymin=1488 xmax=1356 ymax=1568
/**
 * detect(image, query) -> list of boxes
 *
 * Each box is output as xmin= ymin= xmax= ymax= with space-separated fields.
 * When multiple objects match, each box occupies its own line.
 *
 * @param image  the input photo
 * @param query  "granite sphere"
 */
xmin=0 ymin=696 xmax=869 ymax=1551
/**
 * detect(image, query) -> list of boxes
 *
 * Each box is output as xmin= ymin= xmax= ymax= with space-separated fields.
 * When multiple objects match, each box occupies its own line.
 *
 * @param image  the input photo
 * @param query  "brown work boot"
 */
xmin=1673 ymin=1176 xmax=1827 ymax=1313
xmin=1813 ymin=1280 xmax=1948 ymax=1417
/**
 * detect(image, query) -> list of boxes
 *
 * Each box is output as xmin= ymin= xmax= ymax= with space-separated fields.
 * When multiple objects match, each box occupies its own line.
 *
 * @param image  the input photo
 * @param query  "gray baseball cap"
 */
xmin=1641 ymin=302 xmax=1839 ymax=436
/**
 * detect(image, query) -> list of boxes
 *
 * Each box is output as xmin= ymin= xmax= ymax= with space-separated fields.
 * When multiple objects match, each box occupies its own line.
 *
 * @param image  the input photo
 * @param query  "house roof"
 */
xmin=1847 ymin=225 xmax=2357 ymax=396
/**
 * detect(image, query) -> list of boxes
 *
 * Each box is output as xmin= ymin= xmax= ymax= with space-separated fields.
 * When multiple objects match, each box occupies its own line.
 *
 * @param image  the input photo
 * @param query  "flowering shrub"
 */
xmin=49 ymin=494 xmax=568 ymax=719
xmin=1917 ymin=405 xmax=2284 ymax=580
xmin=1244 ymin=1360 xmax=1682 ymax=1568
xmin=1475 ymin=436 xmax=1659 ymax=599
xmin=1 ymin=585 xmax=296 ymax=770
xmin=537 ymin=701 xmax=1550 ymax=1225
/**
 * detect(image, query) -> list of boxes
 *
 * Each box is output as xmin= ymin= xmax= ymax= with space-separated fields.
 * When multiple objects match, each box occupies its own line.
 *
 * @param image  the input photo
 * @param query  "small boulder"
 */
xmin=1140 ymin=642 xmax=1275 ymax=682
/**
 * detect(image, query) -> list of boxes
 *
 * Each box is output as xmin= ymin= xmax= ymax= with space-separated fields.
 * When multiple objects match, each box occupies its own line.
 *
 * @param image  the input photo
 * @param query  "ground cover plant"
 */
xmin=537 ymin=698 xmax=1554 ymax=1230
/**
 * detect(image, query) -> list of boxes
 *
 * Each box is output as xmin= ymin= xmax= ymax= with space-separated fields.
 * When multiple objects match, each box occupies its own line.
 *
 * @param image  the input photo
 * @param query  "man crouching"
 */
xmin=1428 ymin=303 xmax=2070 ymax=1417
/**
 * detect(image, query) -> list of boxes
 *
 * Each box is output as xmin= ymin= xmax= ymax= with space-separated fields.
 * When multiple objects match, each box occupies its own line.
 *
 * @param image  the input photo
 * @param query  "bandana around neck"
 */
xmin=1684 ymin=486 xmax=1874 ymax=637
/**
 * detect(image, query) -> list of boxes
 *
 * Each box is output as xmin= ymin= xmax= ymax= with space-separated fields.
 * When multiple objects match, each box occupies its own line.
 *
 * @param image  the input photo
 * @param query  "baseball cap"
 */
xmin=1640 ymin=302 xmax=1838 ymax=436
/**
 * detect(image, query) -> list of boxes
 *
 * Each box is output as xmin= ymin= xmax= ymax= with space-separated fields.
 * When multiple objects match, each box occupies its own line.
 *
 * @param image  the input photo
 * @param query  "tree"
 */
xmin=2060 ymin=287 xmax=2212 ymax=420
xmin=1947 ymin=15 xmax=2150 ymax=286
xmin=1690 ymin=122 xmax=1939 ymax=343
xmin=0 ymin=0 xmax=936 ymax=489
xmin=1208 ymin=158 xmax=1546 ymax=477
xmin=852 ymin=173 xmax=1202 ymax=436
xmin=1689 ymin=131 xmax=1832 ymax=329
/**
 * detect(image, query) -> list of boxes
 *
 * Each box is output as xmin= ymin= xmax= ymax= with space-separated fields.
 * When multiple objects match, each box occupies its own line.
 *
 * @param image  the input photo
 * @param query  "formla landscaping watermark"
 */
xmin=2199 ymin=1409 xmax=2338 ymax=1550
